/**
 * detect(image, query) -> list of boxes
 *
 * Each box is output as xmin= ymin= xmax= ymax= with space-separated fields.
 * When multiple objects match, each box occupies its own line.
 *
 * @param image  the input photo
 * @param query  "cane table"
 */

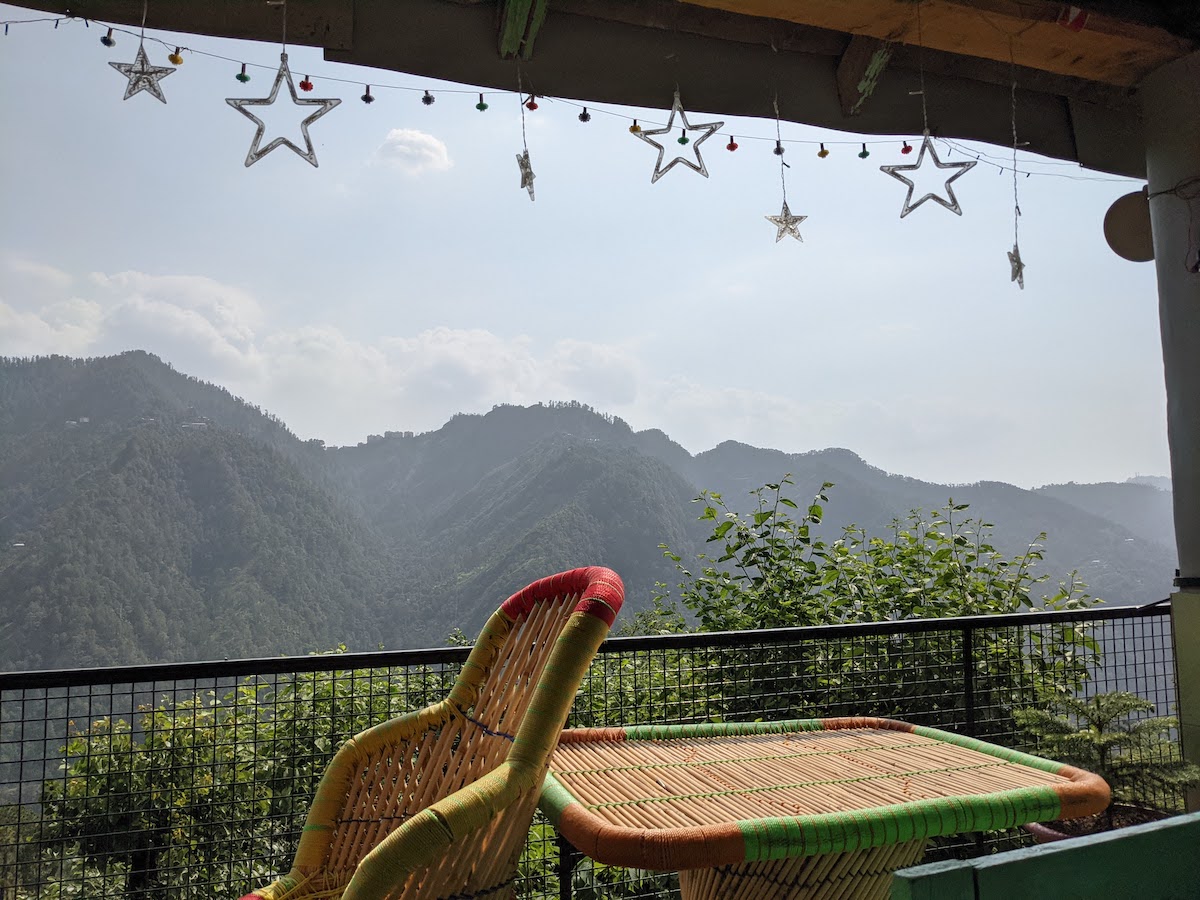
xmin=540 ymin=718 xmax=1109 ymax=900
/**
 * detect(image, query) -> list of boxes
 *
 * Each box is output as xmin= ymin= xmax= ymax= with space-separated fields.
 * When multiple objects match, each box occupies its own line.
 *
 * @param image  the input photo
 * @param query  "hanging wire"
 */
xmin=773 ymin=93 xmax=787 ymax=205
xmin=517 ymin=67 xmax=529 ymax=153
xmin=914 ymin=0 xmax=930 ymax=134
xmin=264 ymin=0 xmax=287 ymax=53
xmin=1010 ymin=39 xmax=1022 ymax=253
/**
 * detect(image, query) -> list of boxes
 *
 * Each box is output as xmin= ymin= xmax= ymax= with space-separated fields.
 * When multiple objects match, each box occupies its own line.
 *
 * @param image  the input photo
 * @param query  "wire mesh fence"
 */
xmin=0 ymin=603 xmax=1180 ymax=899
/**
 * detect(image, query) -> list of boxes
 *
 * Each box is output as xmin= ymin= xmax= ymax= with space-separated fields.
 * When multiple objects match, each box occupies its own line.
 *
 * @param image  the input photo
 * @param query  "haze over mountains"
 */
xmin=0 ymin=352 xmax=1178 ymax=671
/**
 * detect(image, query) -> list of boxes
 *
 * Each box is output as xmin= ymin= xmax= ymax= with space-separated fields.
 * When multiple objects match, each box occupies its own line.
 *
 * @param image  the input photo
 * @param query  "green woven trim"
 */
xmin=910 ymin=725 xmax=1064 ymax=775
xmin=623 ymin=719 xmax=825 ymax=741
xmin=738 ymin=786 xmax=1062 ymax=861
xmin=538 ymin=771 xmax=575 ymax=827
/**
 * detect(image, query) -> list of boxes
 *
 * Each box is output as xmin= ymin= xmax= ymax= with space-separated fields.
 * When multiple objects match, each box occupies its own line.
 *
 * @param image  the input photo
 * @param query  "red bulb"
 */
xmin=901 ymin=141 xmax=913 ymax=155
xmin=726 ymin=138 xmax=738 ymax=151
xmin=299 ymin=76 xmax=313 ymax=92
xmin=525 ymin=98 xmax=539 ymax=111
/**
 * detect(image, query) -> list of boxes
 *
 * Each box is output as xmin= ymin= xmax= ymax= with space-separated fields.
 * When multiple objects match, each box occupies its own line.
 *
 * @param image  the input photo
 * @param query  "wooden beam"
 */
xmin=836 ymin=36 xmax=893 ymax=116
xmin=681 ymin=0 xmax=1195 ymax=86
xmin=553 ymin=0 xmax=1136 ymax=111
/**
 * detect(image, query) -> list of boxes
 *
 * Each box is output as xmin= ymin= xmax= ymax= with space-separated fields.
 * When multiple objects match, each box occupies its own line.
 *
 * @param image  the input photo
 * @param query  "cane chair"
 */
xmin=241 ymin=566 xmax=624 ymax=900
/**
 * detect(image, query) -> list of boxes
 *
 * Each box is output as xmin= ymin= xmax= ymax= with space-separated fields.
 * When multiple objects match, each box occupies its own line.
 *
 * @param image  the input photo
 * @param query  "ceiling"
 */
xmin=11 ymin=0 xmax=1198 ymax=177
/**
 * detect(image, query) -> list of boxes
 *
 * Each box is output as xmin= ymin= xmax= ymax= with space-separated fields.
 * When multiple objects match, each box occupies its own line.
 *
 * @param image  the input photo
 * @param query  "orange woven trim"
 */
xmin=500 ymin=566 xmax=625 ymax=625
xmin=558 ymin=801 xmax=745 ymax=871
xmin=558 ymin=728 xmax=628 ymax=745
xmin=1053 ymin=764 xmax=1112 ymax=819
xmin=819 ymin=717 xmax=917 ymax=733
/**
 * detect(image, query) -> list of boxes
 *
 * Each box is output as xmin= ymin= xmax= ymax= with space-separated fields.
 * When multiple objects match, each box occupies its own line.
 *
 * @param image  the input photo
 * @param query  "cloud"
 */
xmin=2 ymin=259 xmax=1159 ymax=488
xmin=373 ymin=129 xmax=453 ymax=175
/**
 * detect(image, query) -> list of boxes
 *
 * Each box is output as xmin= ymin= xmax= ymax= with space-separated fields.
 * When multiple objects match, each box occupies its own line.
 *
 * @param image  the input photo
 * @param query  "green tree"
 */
xmin=1014 ymin=691 xmax=1200 ymax=825
xmin=30 ymin=657 xmax=454 ymax=899
xmin=639 ymin=477 xmax=1101 ymax=731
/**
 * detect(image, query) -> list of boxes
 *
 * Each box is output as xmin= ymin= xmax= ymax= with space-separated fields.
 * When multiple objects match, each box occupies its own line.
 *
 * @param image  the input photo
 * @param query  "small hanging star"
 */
xmin=634 ymin=91 xmax=724 ymax=184
xmin=226 ymin=53 xmax=341 ymax=168
xmin=880 ymin=132 xmax=977 ymax=218
xmin=109 ymin=41 xmax=175 ymax=103
xmin=765 ymin=201 xmax=806 ymax=243
xmin=1008 ymin=243 xmax=1026 ymax=289
xmin=517 ymin=149 xmax=536 ymax=201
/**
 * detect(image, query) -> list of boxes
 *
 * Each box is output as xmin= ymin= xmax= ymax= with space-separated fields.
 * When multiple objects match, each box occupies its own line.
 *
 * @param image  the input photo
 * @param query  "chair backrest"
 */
xmin=247 ymin=566 xmax=623 ymax=900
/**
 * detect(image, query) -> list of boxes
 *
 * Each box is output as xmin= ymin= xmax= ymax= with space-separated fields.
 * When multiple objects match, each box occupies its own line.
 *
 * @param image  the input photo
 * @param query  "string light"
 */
xmin=578 ymin=107 xmax=590 ymax=122
xmin=361 ymin=84 xmax=374 ymax=104
xmin=299 ymin=75 xmax=313 ymax=92
xmin=858 ymin=143 xmax=870 ymax=158
xmin=476 ymin=93 xmax=488 ymax=111
xmin=0 ymin=11 xmax=1146 ymax=187
xmin=168 ymin=46 xmax=183 ymax=65
xmin=726 ymin=136 xmax=738 ymax=151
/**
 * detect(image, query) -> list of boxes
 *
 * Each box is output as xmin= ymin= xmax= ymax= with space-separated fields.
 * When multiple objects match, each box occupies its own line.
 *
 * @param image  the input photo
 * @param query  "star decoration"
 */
xmin=634 ymin=91 xmax=723 ymax=184
xmin=109 ymin=41 xmax=175 ymax=103
xmin=516 ymin=150 xmax=535 ymax=201
xmin=765 ymin=201 xmax=806 ymax=243
xmin=879 ymin=132 xmax=977 ymax=218
xmin=1008 ymin=243 xmax=1026 ymax=289
xmin=226 ymin=53 xmax=341 ymax=168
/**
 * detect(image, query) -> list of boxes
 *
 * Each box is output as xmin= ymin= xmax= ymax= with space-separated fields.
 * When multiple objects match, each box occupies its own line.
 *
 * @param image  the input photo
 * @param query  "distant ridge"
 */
xmin=0 ymin=353 xmax=1178 ymax=669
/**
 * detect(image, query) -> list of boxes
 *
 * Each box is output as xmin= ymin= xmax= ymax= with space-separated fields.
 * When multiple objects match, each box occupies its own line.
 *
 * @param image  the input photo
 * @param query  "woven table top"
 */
xmin=539 ymin=717 xmax=1109 ymax=871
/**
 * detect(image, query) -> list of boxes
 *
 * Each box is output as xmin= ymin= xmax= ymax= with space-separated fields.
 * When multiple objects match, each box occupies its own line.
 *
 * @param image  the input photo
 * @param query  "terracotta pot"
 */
xmin=1022 ymin=804 xmax=1170 ymax=843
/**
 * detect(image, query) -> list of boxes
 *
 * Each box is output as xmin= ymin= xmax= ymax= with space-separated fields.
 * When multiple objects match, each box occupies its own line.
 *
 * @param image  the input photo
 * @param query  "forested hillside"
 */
xmin=0 ymin=352 xmax=1177 ymax=669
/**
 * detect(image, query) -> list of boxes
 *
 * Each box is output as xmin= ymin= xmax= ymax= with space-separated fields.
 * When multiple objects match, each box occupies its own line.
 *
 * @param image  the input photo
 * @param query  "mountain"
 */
xmin=0 ymin=353 xmax=1178 ymax=670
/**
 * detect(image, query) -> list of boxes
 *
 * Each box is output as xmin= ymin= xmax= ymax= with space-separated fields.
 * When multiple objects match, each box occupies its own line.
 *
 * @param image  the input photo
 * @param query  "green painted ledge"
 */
xmin=891 ymin=811 xmax=1200 ymax=900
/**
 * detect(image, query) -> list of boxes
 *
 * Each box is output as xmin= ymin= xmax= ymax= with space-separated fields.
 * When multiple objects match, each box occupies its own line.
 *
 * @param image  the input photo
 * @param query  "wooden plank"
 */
xmin=682 ymin=0 xmax=1195 ymax=86
xmin=836 ymin=36 xmax=894 ymax=116
xmin=890 ymin=858 xmax=977 ymax=900
xmin=550 ymin=0 xmax=847 ymax=56
xmin=973 ymin=812 xmax=1200 ymax=900
xmin=29 ymin=0 xmax=354 ymax=51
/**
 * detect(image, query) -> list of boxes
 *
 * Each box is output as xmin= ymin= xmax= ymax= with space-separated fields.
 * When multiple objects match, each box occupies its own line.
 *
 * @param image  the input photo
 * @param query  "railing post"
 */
xmin=557 ymin=832 xmax=579 ymax=900
xmin=962 ymin=625 xmax=976 ymax=737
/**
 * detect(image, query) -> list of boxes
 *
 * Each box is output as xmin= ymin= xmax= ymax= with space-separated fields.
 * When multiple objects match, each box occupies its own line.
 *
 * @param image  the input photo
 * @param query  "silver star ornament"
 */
xmin=880 ymin=132 xmax=977 ymax=218
xmin=765 ymin=201 xmax=806 ymax=243
xmin=634 ymin=91 xmax=723 ymax=183
xmin=517 ymin=150 xmax=536 ymax=201
xmin=109 ymin=41 xmax=175 ymax=103
xmin=226 ymin=53 xmax=341 ymax=168
xmin=1008 ymin=243 xmax=1026 ymax=289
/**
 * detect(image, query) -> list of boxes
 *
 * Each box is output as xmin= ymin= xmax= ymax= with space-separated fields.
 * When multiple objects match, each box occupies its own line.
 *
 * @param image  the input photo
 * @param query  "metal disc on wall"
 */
xmin=1103 ymin=188 xmax=1154 ymax=262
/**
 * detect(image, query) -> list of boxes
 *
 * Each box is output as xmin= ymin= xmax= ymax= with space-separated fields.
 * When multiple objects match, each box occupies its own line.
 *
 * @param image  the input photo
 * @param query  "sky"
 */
xmin=0 ymin=6 xmax=1171 ymax=489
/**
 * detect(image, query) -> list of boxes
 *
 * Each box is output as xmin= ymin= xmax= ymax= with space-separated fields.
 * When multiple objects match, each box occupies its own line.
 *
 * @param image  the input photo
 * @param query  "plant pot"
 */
xmin=1022 ymin=804 xmax=1171 ymax=843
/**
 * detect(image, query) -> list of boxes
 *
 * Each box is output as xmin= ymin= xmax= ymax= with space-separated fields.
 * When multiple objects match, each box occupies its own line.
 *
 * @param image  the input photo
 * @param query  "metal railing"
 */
xmin=0 ymin=602 xmax=1180 ymax=899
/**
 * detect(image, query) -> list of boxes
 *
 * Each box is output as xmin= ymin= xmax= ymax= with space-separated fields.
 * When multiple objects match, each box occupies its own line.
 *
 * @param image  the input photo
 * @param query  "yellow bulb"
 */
xmin=169 ymin=50 xmax=183 ymax=65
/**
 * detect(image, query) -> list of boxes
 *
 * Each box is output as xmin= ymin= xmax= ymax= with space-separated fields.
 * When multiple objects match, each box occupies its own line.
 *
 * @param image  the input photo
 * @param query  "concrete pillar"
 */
xmin=1140 ymin=49 xmax=1200 ymax=811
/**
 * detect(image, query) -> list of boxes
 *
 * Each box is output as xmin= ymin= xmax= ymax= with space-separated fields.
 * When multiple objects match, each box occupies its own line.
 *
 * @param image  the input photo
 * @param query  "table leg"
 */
xmin=556 ymin=832 xmax=580 ymax=900
xmin=678 ymin=840 xmax=926 ymax=900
